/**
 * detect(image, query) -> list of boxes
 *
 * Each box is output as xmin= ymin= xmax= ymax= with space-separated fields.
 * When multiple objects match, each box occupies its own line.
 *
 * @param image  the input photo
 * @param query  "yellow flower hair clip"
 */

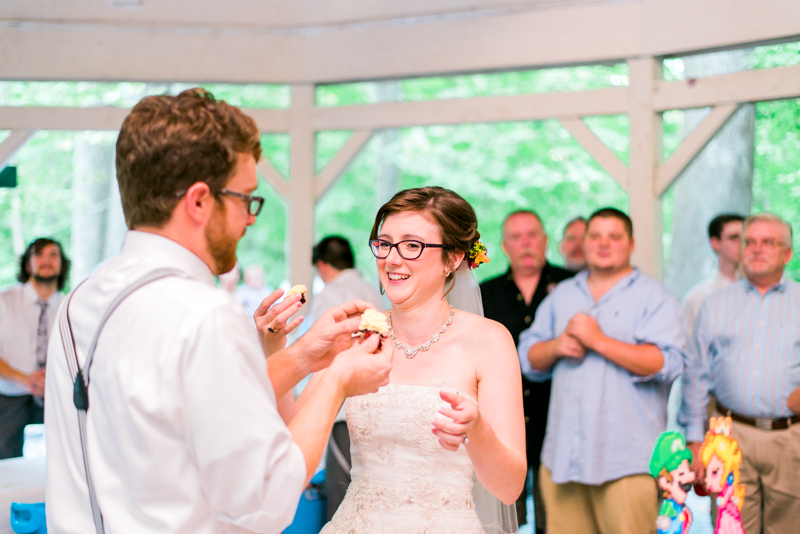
xmin=467 ymin=241 xmax=490 ymax=269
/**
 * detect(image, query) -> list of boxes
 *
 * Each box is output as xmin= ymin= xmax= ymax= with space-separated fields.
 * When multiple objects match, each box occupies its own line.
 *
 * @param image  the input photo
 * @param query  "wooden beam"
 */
xmin=3 ymin=0 xmax=800 ymax=84
xmin=0 ymin=107 xmax=130 ymax=131
xmin=0 ymin=0 xmax=614 ymax=29
xmin=656 ymin=104 xmax=740 ymax=196
xmin=256 ymin=159 xmax=289 ymax=200
xmin=314 ymin=88 xmax=629 ymax=131
xmin=654 ymin=65 xmax=800 ymax=112
xmin=0 ymin=25 xmax=302 ymax=84
xmin=641 ymin=0 xmax=800 ymax=59
xmin=246 ymin=109 xmax=292 ymax=133
xmin=315 ymin=130 xmax=373 ymax=200
xmin=627 ymin=57 xmax=663 ymax=279
xmin=0 ymin=106 xmax=290 ymax=132
xmin=288 ymin=84 xmax=316 ymax=306
xmin=303 ymin=3 xmax=639 ymax=84
xmin=0 ymin=129 xmax=36 ymax=167
xmin=559 ymin=118 xmax=627 ymax=192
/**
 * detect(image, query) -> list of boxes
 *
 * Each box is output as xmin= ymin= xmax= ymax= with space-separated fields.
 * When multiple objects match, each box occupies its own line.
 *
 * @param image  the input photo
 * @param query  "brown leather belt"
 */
xmin=715 ymin=399 xmax=800 ymax=431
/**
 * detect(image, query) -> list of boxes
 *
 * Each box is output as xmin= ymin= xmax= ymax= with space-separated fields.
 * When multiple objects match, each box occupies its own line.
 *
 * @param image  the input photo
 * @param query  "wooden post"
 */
xmin=627 ymin=57 xmax=663 ymax=278
xmin=289 ymin=84 xmax=316 ymax=299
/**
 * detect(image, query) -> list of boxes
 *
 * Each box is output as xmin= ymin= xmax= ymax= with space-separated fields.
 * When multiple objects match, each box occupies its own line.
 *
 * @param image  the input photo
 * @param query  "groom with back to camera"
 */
xmin=45 ymin=88 xmax=392 ymax=534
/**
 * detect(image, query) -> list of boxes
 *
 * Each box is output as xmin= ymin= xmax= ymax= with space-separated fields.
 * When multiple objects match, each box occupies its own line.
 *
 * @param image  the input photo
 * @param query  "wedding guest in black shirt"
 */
xmin=480 ymin=210 xmax=574 ymax=534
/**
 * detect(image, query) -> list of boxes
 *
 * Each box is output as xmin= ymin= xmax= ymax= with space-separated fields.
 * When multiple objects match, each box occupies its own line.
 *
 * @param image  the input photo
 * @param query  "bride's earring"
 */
xmin=445 ymin=269 xmax=451 ymax=277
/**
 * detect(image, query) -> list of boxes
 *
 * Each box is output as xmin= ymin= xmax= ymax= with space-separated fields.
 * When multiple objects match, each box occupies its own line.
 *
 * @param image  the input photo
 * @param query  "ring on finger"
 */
xmin=267 ymin=324 xmax=280 ymax=334
xmin=462 ymin=433 xmax=469 ymax=445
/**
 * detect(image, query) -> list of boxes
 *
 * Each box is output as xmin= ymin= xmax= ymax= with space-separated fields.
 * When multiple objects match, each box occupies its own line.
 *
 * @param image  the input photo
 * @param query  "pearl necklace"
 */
xmin=388 ymin=306 xmax=455 ymax=359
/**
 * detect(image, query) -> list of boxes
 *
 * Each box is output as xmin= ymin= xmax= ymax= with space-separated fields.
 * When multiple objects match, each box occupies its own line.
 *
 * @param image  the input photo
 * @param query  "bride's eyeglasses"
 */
xmin=369 ymin=239 xmax=452 ymax=260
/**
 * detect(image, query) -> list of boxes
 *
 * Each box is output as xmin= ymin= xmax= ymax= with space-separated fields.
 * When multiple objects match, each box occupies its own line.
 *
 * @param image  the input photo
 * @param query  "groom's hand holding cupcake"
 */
xmin=328 ymin=332 xmax=393 ymax=398
xmin=265 ymin=299 xmax=379 ymax=398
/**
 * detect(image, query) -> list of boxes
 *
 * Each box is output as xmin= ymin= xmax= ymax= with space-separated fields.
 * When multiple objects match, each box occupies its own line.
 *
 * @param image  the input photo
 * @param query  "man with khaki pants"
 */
xmin=519 ymin=208 xmax=688 ymax=534
xmin=681 ymin=213 xmax=800 ymax=534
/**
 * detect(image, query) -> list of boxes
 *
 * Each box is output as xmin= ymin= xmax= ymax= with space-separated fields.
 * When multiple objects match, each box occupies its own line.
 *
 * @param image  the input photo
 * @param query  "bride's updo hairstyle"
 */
xmin=370 ymin=186 xmax=480 ymax=295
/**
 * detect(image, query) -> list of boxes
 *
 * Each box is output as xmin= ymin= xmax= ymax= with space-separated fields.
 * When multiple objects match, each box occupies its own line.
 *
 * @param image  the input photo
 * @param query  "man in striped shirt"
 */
xmin=680 ymin=212 xmax=800 ymax=533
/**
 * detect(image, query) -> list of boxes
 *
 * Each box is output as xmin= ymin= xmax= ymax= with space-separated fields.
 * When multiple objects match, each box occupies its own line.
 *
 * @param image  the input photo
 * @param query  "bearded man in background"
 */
xmin=480 ymin=210 xmax=575 ymax=534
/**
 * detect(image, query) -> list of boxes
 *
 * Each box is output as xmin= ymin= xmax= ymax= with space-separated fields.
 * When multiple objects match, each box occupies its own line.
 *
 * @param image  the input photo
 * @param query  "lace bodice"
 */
xmin=320 ymin=383 xmax=484 ymax=534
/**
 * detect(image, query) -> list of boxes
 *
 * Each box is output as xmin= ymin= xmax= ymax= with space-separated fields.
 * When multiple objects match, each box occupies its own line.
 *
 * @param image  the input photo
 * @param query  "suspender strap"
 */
xmin=58 ymin=268 xmax=182 ymax=534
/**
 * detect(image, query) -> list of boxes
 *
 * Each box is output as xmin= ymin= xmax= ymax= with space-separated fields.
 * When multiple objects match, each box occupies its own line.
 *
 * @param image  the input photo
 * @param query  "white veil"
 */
xmin=446 ymin=261 xmax=520 ymax=534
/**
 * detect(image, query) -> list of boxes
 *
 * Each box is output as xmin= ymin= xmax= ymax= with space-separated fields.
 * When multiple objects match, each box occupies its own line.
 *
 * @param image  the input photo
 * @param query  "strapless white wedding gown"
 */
xmin=320 ymin=382 xmax=485 ymax=534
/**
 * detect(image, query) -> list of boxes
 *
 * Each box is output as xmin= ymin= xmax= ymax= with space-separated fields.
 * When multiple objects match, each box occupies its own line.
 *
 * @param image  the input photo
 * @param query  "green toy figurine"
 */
xmin=650 ymin=431 xmax=696 ymax=534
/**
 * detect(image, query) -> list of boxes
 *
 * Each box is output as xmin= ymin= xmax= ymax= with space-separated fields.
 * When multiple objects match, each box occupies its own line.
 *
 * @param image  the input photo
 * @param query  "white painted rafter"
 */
xmin=315 ymin=130 xmax=373 ymax=200
xmin=0 ymin=106 xmax=289 ymax=133
xmin=655 ymin=104 xmax=740 ymax=196
xmin=3 ymin=0 xmax=800 ymax=84
xmin=256 ymin=160 xmax=289 ymax=199
xmin=0 ymin=129 xmax=36 ymax=168
xmin=559 ymin=118 xmax=627 ymax=191
xmin=654 ymin=65 xmax=800 ymax=112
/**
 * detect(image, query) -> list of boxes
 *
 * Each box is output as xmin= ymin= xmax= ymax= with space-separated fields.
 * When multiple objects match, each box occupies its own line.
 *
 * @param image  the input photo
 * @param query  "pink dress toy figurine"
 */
xmin=700 ymin=417 xmax=746 ymax=534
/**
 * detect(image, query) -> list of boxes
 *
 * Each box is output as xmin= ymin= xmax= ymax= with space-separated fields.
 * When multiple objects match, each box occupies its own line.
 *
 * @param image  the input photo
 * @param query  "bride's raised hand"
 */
xmin=254 ymin=290 xmax=304 ymax=357
xmin=432 ymin=390 xmax=481 ymax=452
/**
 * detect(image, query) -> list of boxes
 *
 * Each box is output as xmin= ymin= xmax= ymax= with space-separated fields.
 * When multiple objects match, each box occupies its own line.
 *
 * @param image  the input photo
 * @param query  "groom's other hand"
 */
xmin=293 ymin=299 xmax=378 ymax=374
xmin=269 ymin=299 xmax=378 ymax=398
xmin=328 ymin=332 xmax=393 ymax=397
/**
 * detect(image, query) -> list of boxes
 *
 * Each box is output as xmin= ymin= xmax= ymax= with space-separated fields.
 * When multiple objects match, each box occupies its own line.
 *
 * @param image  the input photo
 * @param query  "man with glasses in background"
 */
xmin=0 ymin=238 xmax=69 ymax=458
xmin=669 ymin=214 xmax=744 ymax=430
xmin=683 ymin=214 xmax=744 ymax=333
xmin=45 ymin=88 xmax=392 ymax=534
xmin=558 ymin=217 xmax=586 ymax=272
xmin=681 ymin=212 xmax=800 ymax=533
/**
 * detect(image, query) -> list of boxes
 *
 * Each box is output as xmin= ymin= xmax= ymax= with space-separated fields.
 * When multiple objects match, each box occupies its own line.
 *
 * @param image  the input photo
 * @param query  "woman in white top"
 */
xmin=299 ymin=187 xmax=526 ymax=533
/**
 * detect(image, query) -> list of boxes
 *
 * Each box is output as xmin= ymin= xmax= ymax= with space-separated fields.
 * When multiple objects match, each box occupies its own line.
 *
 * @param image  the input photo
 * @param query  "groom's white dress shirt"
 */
xmin=45 ymin=231 xmax=306 ymax=534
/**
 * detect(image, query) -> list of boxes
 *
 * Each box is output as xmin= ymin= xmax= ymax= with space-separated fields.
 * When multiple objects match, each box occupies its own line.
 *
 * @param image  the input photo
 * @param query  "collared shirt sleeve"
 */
xmin=629 ymin=285 xmax=688 ymax=384
xmin=518 ymin=292 xmax=556 ymax=382
xmin=181 ymin=304 xmax=306 ymax=533
xmin=0 ymin=284 xmax=40 ymax=395
xmin=683 ymin=291 xmax=702 ymax=339
xmin=0 ymin=292 xmax=8 ymax=363
xmin=679 ymin=300 xmax=713 ymax=442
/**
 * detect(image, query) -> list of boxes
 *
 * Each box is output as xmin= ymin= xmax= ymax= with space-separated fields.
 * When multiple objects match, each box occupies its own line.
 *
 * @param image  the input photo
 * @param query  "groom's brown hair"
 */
xmin=116 ymin=88 xmax=262 ymax=230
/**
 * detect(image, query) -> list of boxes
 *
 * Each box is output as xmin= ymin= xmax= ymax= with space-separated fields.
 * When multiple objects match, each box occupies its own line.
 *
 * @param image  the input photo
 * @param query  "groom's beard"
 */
xmin=32 ymin=274 xmax=59 ymax=286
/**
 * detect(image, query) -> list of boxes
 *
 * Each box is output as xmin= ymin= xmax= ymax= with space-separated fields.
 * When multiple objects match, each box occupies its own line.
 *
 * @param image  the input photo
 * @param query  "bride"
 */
xmin=300 ymin=186 xmax=526 ymax=533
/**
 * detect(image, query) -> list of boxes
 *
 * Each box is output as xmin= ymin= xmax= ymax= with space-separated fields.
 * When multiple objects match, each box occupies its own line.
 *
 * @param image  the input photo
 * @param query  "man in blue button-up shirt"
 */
xmin=518 ymin=208 xmax=687 ymax=534
xmin=680 ymin=213 xmax=800 ymax=533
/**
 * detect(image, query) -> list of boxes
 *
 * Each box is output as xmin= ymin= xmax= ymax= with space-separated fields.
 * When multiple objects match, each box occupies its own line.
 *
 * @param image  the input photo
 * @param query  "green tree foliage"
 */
xmin=0 ymin=82 xmax=289 ymax=289
xmin=1 ymin=44 xmax=799 ymax=289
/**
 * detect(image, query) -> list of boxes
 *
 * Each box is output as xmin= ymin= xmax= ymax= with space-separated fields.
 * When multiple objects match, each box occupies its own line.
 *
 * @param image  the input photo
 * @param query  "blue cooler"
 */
xmin=284 ymin=470 xmax=326 ymax=534
xmin=10 ymin=503 xmax=46 ymax=534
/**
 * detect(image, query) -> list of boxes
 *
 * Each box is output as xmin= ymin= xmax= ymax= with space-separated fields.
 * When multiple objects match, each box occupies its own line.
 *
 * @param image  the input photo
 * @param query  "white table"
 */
xmin=0 ymin=456 xmax=46 ymax=534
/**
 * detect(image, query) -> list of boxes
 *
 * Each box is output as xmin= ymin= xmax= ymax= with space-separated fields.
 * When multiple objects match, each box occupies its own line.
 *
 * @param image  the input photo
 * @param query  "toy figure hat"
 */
xmin=649 ymin=431 xmax=693 ymax=478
